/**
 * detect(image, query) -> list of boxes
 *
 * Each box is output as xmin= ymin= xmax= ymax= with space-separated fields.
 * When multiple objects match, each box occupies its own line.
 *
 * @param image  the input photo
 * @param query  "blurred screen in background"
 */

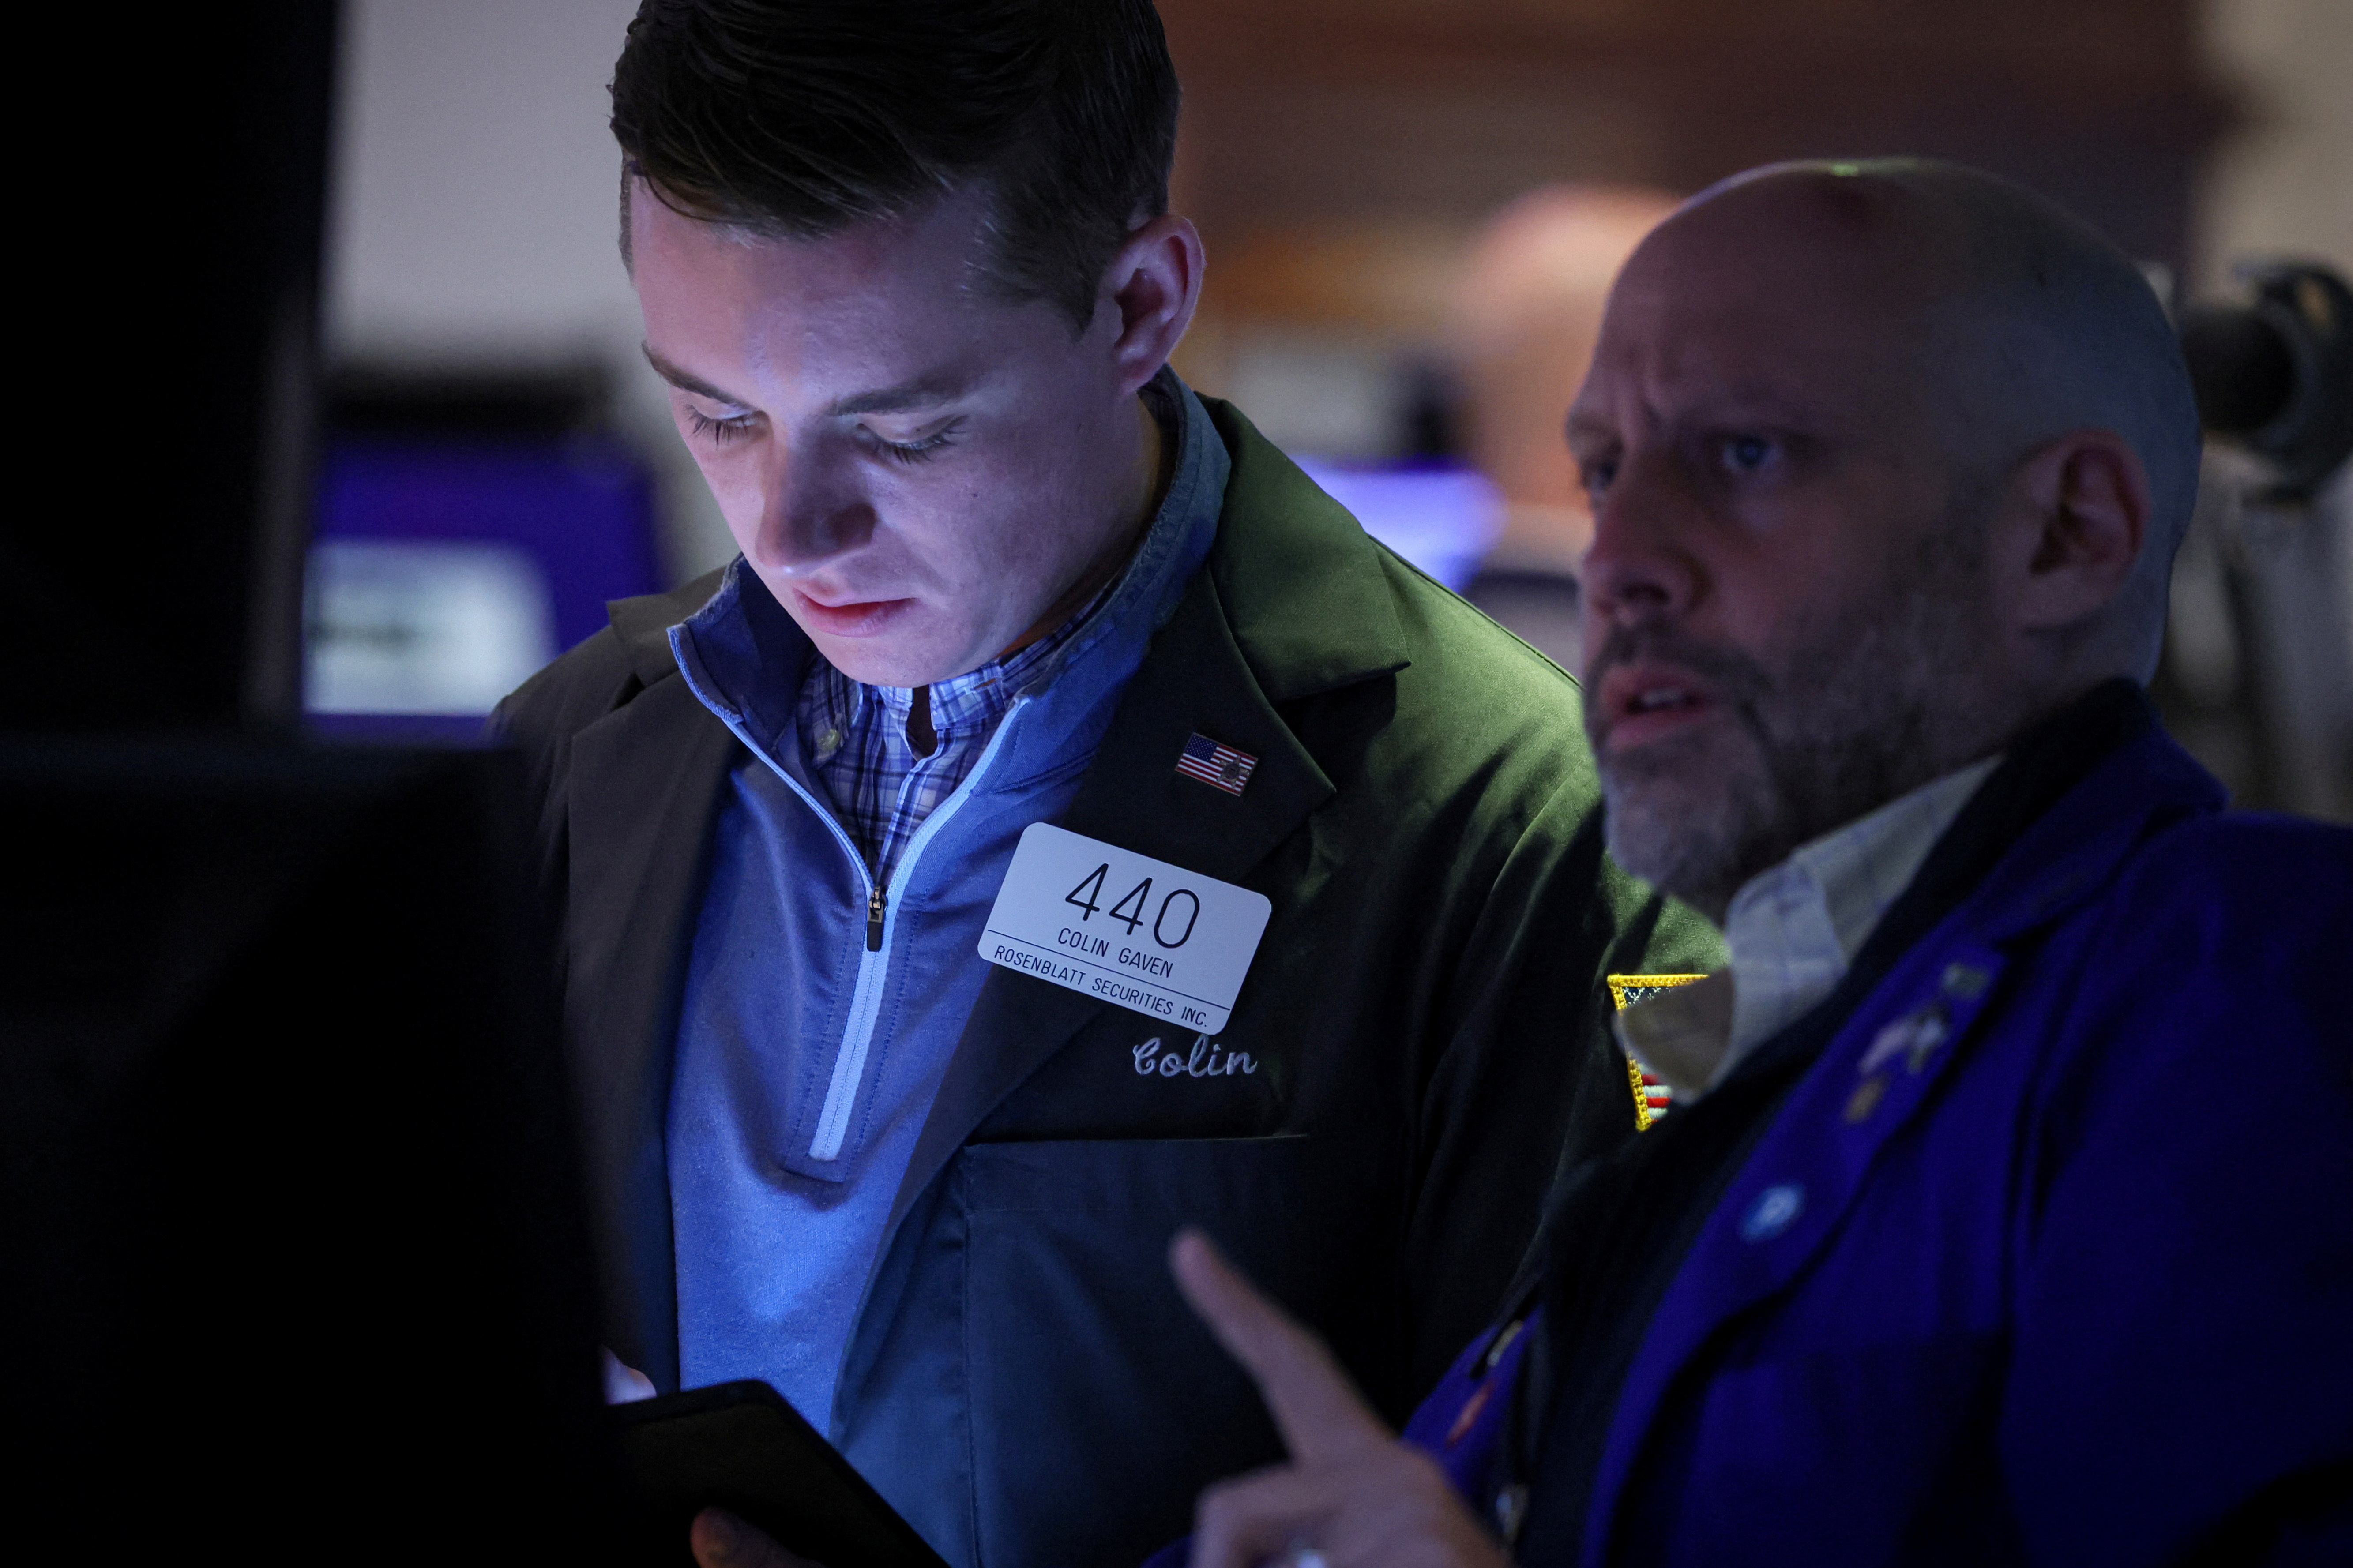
xmin=303 ymin=369 xmax=662 ymax=741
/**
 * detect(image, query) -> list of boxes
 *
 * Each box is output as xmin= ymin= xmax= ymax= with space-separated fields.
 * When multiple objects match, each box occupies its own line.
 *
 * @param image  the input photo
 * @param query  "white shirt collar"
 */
xmin=1618 ymin=754 xmax=2001 ymax=1100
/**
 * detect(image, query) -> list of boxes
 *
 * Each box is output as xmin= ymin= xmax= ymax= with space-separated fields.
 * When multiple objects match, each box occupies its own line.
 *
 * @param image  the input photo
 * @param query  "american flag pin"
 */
xmin=1176 ymin=732 xmax=1258 ymax=796
xmin=1606 ymin=972 xmax=1708 ymax=1131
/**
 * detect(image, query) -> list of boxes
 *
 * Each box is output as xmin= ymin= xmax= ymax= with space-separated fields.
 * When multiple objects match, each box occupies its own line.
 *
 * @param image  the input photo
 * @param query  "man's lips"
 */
xmin=789 ymin=587 xmax=918 ymax=638
xmin=1594 ymin=663 xmax=1720 ymax=753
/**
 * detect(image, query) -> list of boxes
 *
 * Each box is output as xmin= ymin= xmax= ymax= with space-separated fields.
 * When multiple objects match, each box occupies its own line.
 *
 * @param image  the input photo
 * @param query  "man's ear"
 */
xmin=1996 ymin=429 xmax=2152 ymax=635
xmin=1101 ymin=213 xmax=1204 ymax=394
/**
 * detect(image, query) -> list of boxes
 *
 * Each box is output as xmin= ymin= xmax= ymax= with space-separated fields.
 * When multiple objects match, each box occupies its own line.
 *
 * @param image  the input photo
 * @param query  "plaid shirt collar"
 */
xmin=797 ymin=570 xmax=1116 ymax=882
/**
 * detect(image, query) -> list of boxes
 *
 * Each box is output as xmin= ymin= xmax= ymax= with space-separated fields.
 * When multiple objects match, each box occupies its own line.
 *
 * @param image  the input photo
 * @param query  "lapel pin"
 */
xmin=1740 ymin=1182 xmax=1806 ymax=1242
xmin=1860 ymin=999 xmax=1951 ymax=1078
xmin=1176 ymin=732 xmax=1258 ymax=797
xmin=1845 ymin=1075 xmax=1889 ymax=1123
xmin=1942 ymin=961 xmax=1991 ymax=998
xmin=1606 ymin=972 xmax=1709 ymax=1130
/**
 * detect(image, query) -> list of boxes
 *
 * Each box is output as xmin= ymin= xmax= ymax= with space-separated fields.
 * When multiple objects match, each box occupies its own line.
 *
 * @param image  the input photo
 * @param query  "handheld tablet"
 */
xmin=610 ymin=1380 xmax=948 ymax=1568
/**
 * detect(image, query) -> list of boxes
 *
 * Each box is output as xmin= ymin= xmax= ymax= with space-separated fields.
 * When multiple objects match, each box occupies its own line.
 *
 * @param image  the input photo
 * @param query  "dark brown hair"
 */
xmin=611 ymin=0 xmax=1180 ymax=330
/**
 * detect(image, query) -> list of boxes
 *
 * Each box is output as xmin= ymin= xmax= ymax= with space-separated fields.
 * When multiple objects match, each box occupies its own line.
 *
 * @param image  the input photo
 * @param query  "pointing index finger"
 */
xmin=1169 ymin=1228 xmax=1392 ymax=1465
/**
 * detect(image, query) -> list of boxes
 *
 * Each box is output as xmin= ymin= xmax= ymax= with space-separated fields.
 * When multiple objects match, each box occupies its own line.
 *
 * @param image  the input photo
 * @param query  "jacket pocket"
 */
xmin=955 ymin=1133 xmax=1402 ymax=1568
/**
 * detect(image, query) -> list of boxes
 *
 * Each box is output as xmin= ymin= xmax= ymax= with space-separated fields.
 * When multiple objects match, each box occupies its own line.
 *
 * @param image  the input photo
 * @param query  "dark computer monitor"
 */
xmin=3 ymin=737 xmax=618 ymax=1560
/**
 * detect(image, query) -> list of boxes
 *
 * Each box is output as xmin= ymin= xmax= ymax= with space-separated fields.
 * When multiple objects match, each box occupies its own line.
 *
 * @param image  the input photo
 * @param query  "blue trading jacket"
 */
xmin=1488 ymin=713 xmax=2353 ymax=1564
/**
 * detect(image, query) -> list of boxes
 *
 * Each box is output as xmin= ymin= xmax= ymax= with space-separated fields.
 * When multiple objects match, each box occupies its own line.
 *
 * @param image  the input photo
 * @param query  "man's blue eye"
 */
xmin=1723 ymin=435 xmax=1774 ymax=471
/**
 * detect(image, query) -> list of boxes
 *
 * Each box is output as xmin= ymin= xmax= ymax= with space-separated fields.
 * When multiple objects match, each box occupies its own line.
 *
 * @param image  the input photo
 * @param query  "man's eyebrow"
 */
xmin=639 ymin=347 xmax=971 ymax=420
xmin=822 ymin=374 xmax=972 ymax=418
xmin=642 ymin=345 xmax=755 ymax=409
xmin=1704 ymin=383 xmax=1830 ymax=417
xmin=1564 ymin=380 xmax=1840 ymax=451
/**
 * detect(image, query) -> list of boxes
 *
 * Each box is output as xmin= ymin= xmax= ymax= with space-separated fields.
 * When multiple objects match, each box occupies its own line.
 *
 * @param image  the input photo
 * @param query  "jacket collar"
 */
xmin=1206 ymin=398 xmax=1411 ymax=701
xmin=610 ymin=570 xmax=721 ymax=688
xmin=1580 ymin=685 xmax=2224 ymax=1563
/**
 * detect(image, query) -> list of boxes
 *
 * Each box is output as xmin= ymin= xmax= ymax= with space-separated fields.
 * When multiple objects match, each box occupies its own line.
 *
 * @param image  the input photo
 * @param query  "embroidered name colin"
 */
xmin=1133 ymin=1035 xmax=1258 ymax=1078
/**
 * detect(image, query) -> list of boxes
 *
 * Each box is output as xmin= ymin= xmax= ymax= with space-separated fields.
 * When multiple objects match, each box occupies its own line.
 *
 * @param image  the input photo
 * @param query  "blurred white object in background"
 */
xmin=1224 ymin=334 xmax=1408 ymax=463
xmin=328 ymin=0 xmax=735 ymax=583
xmin=305 ymin=539 xmax=558 ymax=716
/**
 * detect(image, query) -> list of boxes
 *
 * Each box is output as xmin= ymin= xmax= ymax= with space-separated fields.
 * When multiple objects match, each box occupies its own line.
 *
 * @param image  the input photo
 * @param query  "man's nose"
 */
xmin=1579 ymin=449 xmax=1702 ymax=632
xmin=752 ymin=440 xmax=876 ymax=574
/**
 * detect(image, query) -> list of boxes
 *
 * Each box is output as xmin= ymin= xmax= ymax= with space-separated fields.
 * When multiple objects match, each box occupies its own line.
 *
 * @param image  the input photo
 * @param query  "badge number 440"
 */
xmin=978 ymin=823 xmax=1272 ymax=1032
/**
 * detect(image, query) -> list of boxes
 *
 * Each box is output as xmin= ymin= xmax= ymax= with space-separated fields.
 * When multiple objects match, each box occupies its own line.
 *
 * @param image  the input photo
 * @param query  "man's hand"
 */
xmin=1169 ymin=1229 xmax=1512 ymax=1568
xmin=592 ymin=1357 xmax=819 ymax=1566
xmin=600 ymin=1346 xmax=658 ymax=1404
xmin=690 ymin=1507 xmax=823 ymax=1568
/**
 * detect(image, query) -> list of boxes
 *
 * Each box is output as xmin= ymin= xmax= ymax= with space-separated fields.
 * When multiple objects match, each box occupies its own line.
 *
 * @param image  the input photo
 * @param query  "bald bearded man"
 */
xmin=1155 ymin=159 xmax=2353 ymax=1568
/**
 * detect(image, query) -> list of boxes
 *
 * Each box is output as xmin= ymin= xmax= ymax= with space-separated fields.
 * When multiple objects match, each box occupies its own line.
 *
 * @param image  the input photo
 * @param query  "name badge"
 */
xmin=979 ymin=823 xmax=1272 ymax=1032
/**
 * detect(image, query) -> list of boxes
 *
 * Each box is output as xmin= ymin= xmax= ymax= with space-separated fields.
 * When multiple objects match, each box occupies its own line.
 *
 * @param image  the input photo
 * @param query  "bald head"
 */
xmin=1572 ymin=158 xmax=2201 ymax=917
xmin=1638 ymin=160 xmax=2201 ymax=676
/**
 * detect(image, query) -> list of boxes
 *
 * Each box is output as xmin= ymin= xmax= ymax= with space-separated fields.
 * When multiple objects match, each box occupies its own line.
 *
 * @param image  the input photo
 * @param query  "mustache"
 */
xmin=1580 ymin=623 xmax=1774 ymax=719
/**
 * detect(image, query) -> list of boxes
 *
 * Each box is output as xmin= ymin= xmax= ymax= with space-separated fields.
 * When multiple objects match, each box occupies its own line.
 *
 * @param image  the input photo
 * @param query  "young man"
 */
xmin=492 ymin=4 xmax=1712 ymax=1563
xmin=1165 ymin=160 xmax=2353 ymax=1566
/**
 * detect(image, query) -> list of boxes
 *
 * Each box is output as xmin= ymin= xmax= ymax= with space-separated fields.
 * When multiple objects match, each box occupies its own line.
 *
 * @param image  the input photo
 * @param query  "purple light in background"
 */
xmin=306 ymin=436 xmax=664 ymax=740
xmin=1292 ymin=459 xmax=1503 ymax=592
xmin=316 ymin=435 xmax=662 ymax=656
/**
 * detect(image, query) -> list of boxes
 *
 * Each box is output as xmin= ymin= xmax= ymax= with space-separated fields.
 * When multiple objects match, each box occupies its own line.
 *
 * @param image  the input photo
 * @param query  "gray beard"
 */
xmin=1589 ymin=554 xmax=1985 ymax=922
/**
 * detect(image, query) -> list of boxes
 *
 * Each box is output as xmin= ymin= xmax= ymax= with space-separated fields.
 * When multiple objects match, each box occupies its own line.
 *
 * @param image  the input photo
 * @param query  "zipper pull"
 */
xmin=867 ymin=882 xmax=886 ymax=951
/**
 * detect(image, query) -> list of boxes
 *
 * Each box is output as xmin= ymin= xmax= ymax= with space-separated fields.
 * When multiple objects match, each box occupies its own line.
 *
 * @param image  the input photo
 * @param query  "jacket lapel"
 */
xmin=881 ymin=557 xmax=1337 ymax=1241
xmin=563 ymin=624 xmax=738 ymax=1391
